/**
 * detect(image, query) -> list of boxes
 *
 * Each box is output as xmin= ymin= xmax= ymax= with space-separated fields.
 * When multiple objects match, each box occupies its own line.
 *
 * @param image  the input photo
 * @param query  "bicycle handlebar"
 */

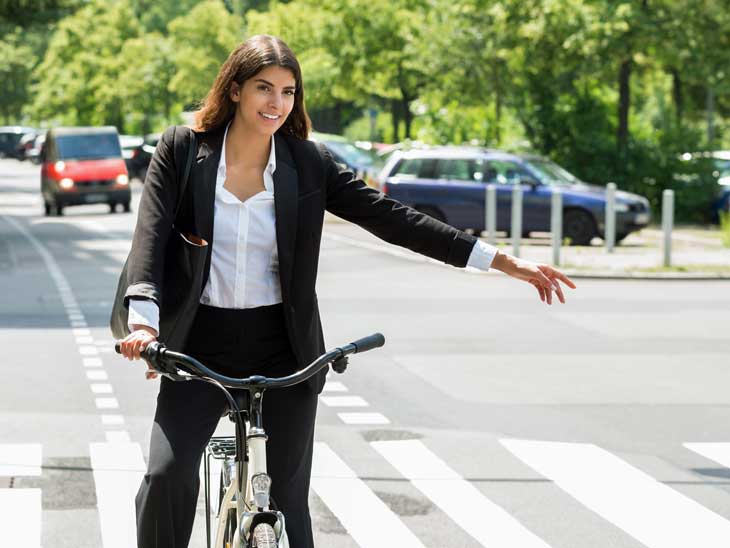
xmin=114 ymin=332 xmax=385 ymax=390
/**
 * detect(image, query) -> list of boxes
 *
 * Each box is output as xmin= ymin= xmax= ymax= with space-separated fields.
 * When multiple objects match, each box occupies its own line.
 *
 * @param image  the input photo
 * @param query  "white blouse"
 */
xmin=128 ymin=123 xmax=280 ymax=333
xmin=128 ymin=127 xmax=498 ymax=334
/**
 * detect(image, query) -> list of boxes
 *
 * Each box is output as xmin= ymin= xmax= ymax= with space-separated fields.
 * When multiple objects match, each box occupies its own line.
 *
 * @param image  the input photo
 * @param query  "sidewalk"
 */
xmin=486 ymin=227 xmax=730 ymax=279
xmin=324 ymin=213 xmax=730 ymax=279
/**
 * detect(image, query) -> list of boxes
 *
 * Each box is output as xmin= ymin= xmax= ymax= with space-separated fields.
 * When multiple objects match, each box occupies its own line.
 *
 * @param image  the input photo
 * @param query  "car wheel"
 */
xmin=54 ymin=203 xmax=64 ymax=216
xmin=415 ymin=206 xmax=447 ymax=223
xmin=44 ymin=202 xmax=51 ymax=216
xmin=109 ymin=202 xmax=117 ymax=213
xmin=123 ymin=201 xmax=131 ymax=213
xmin=563 ymin=209 xmax=596 ymax=246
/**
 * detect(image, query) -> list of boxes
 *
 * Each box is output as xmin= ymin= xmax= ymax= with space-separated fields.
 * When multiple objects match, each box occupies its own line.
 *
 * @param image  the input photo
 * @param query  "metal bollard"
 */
xmin=605 ymin=182 xmax=616 ymax=253
xmin=485 ymin=185 xmax=497 ymax=245
xmin=662 ymin=189 xmax=674 ymax=267
xmin=551 ymin=188 xmax=562 ymax=266
xmin=511 ymin=184 xmax=523 ymax=257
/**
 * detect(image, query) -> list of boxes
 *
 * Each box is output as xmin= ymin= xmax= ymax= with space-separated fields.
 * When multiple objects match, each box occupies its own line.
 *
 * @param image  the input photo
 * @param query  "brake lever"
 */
xmin=331 ymin=355 xmax=348 ymax=374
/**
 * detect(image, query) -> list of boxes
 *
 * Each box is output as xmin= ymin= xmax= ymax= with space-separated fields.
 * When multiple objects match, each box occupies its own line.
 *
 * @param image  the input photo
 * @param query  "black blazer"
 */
xmin=125 ymin=123 xmax=478 ymax=392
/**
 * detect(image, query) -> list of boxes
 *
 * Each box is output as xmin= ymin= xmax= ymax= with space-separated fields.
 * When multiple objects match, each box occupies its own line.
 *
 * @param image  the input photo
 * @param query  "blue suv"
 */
xmin=378 ymin=147 xmax=651 ymax=245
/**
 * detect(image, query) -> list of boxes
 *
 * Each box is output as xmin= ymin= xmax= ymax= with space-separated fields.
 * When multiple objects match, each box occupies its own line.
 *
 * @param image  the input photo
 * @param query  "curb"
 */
xmin=561 ymin=271 xmax=730 ymax=281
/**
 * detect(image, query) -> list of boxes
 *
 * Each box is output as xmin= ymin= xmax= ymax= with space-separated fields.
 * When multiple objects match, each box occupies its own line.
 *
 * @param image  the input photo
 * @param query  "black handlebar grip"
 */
xmin=351 ymin=333 xmax=385 ymax=353
xmin=114 ymin=341 xmax=122 ymax=354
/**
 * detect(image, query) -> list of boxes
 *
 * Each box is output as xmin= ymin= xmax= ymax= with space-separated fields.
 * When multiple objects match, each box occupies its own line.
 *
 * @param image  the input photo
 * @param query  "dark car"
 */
xmin=13 ymin=130 xmax=41 ymax=160
xmin=311 ymin=132 xmax=382 ymax=187
xmin=378 ymin=147 xmax=651 ymax=245
xmin=121 ymin=133 xmax=160 ymax=182
xmin=40 ymin=126 xmax=131 ymax=215
xmin=0 ymin=126 xmax=36 ymax=158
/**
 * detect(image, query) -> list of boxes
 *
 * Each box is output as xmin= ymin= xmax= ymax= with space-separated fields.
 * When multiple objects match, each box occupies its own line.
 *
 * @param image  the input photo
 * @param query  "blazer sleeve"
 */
xmin=317 ymin=143 xmax=477 ymax=268
xmin=124 ymin=126 xmax=181 ymax=305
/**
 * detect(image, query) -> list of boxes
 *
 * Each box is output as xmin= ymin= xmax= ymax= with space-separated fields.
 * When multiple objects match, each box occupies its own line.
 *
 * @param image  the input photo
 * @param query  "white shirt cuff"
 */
xmin=127 ymin=298 xmax=160 ymax=335
xmin=466 ymin=239 xmax=498 ymax=271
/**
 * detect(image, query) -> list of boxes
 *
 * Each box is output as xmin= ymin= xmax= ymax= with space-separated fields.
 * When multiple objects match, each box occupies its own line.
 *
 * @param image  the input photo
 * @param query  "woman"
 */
xmin=118 ymin=34 xmax=575 ymax=548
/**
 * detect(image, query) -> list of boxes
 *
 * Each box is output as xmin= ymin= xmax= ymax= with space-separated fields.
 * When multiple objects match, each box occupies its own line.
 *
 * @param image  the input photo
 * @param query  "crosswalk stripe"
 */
xmin=90 ymin=442 xmax=146 ymax=548
xmin=502 ymin=439 xmax=730 ymax=548
xmin=684 ymin=443 xmax=730 ymax=468
xmin=0 ymin=488 xmax=41 ymax=547
xmin=0 ymin=443 xmax=42 ymax=476
xmin=311 ymin=442 xmax=425 ymax=547
xmin=337 ymin=412 xmax=390 ymax=425
xmin=372 ymin=439 xmax=551 ymax=547
xmin=320 ymin=396 xmax=369 ymax=407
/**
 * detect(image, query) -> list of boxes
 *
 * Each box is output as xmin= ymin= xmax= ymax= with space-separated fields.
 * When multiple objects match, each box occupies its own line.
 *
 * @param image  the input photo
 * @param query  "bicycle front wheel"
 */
xmin=251 ymin=522 xmax=277 ymax=548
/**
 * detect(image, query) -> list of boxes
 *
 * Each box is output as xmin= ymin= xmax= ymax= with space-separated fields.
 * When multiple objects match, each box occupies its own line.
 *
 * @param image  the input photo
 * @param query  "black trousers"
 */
xmin=135 ymin=303 xmax=318 ymax=548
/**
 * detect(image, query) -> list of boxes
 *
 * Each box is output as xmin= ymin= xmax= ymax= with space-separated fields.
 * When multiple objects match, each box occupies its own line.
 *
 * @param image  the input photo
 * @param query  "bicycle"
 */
xmin=115 ymin=332 xmax=385 ymax=548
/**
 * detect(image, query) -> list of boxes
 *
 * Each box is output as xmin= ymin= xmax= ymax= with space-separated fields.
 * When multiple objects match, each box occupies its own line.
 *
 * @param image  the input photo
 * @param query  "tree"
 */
xmin=27 ymin=0 xmax=140 ymax=129
xmin=167 ymin=0 xmax=244 ymax=109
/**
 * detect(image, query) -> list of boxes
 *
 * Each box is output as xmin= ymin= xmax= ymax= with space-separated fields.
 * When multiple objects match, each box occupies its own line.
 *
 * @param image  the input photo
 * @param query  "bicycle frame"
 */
xmin=204 ymin=387 xmax=290 ymax=548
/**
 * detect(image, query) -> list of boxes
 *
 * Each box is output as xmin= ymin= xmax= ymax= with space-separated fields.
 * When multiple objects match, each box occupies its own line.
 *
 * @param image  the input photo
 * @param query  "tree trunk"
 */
xmin=617 ymin=58 xmax=632 ymax=161
xmin=401 ymin=93 xmax=413 ymax=140
xmin=391 ymin=99 xmax=400 ymax=143
xmin=706 ymin=85 xmax=715 ymax=147
xmin=671 ymin=68 xmax=682 ymax=129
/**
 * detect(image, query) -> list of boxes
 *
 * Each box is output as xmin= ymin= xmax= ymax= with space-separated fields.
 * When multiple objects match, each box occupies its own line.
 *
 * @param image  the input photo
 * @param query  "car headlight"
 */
xmin=116 ymin=174 xmax=129 ymax=185
xmin=59 ymin=178 xmax=74 ymax=189
xmin=251 ymin=473 xmax=272 ymax=508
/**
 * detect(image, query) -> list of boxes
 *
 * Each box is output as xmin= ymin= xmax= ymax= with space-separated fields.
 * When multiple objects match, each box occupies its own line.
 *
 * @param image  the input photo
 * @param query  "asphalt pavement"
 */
xmin=2 ymin=157 xmax=730 ymax=548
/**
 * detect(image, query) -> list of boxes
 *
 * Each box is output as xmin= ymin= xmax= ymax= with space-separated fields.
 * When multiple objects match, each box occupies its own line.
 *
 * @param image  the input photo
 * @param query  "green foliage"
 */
xmin=167 ymin=0 xmax=244 ymax=109
xmin=4 ymin=0 xmax=730 ymax=227
xmin=719 ymin=211 xmax=730 ymax=248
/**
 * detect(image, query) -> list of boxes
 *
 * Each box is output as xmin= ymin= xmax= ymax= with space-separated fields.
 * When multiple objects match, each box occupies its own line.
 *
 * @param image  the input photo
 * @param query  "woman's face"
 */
xmin=231 ymin=65 xmax=297 ymax=138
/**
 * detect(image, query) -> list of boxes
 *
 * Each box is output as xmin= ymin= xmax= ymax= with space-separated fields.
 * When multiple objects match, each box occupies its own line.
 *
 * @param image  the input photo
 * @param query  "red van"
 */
xmin=40 ymin=126 xmax=131 ymax=216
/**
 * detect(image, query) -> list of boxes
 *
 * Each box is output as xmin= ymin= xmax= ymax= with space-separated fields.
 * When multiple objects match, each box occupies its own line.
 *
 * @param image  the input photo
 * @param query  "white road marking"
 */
xmin=320 ymin=396 xmax=369 ymax=407
xmin=322 ymin=381 xmax=348 ymax=392
xmin=73 ymin=328 xmax=91 ymax=336
xmin=90 ymin=442 xmax=146 ymax=548
xmin=0 ymin=488 xmax=41 ymax=547
xmin=502 ymin=439 xmax=730 ymax=548
xmin=95 ymin=397 xmax=119 ymax=409
xmin=0 ymin=444 xmax=42 ymax=476
xmin=78 ymin=345 xmax=98 ymax=355
xmin=105 ymin=431 xmax=131 ymax=443
xmin=87 ymin=370 xmax=109 ymax=381
xmin=372 ymin=439 xmax=551 ymax=547
xmin=684 ymin=443 xmax=730 ymax=469
xmin=91 ymin=383 xmax=114 ymax=394
xmin=83 ymin=357 xmax=103 ymax=367
xmin=76 ymin=335 xmax=94 ymax=344
xmin=101 ymin=415 xmax=125 ymax=425
xmin=311 ymin=442 xmax=425 ymax=547
xmin=337 ymin=412 xmax=390 ymax=425
xmin=71 ymin=320 xmax=88 ymax=328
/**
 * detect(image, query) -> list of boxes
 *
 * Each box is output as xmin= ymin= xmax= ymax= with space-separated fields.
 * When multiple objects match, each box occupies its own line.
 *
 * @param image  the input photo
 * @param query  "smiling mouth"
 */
xmin=260 ymin=112 xmax=280 ymax=120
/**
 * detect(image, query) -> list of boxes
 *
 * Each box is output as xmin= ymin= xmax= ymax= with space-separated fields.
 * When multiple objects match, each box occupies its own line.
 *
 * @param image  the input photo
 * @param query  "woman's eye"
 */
xmin=285 ymin=90 xmax=295 ymax=96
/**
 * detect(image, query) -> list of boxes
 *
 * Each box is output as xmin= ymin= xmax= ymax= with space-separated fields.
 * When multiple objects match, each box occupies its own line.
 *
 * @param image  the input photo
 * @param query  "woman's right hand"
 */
xmin=119 ymin=325 xmax=159 ymax=380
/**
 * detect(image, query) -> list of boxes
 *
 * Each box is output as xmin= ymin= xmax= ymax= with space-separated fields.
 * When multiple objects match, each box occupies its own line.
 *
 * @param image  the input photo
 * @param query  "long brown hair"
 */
xmin=193 ymin=35 xmax=311 ymax=140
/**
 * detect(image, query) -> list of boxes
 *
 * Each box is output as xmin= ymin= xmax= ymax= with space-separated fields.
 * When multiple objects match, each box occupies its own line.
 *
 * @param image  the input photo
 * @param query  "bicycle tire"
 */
xmin=251 ymin=523 xmax=277 ymax=548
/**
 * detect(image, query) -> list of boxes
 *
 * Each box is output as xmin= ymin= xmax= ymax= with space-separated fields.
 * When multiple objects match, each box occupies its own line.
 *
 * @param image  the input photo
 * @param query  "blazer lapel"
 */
xmin=273 ymin=133 xmax=298 ymax=301
xmin=193 ymin=127 xmax=224 ymax=247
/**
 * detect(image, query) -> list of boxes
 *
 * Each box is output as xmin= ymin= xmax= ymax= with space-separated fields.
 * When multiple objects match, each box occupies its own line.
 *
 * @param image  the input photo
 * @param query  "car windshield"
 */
xmin=323 ymin=140 xmax=374 ymax=167
xmin=525 ymin=158 xmax=582 ymax=186
xmin=56 ymin=133 xmax=122 ymax=160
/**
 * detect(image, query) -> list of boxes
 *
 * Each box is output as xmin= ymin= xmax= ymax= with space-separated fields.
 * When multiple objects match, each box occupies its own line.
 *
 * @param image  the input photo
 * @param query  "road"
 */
xmin=2 ymin=157 xmax=730 ymax=548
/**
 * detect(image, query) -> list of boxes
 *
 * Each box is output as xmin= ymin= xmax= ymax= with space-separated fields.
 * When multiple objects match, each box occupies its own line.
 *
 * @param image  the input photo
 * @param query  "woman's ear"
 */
xmin=230 ymin=82 xmax=241 ymax=103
